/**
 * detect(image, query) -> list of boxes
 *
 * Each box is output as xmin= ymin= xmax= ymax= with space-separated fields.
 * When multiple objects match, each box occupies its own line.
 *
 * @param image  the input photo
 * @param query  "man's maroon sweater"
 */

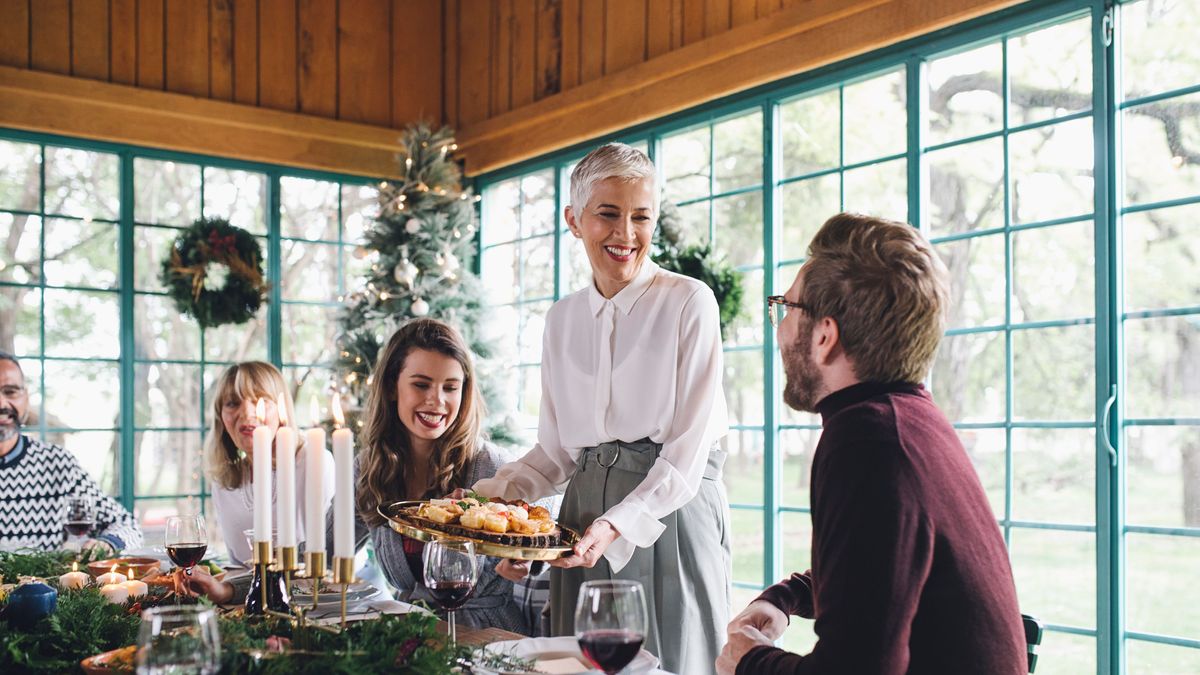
xmin=737 ymin=381 xmax=1026 ymax=674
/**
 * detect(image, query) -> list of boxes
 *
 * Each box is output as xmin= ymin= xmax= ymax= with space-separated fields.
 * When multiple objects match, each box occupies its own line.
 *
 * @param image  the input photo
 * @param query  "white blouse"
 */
xmin=211 ymin=443 xmax=336 ymax=567
xmin=474 ymin=260 xmax=728 ymax=572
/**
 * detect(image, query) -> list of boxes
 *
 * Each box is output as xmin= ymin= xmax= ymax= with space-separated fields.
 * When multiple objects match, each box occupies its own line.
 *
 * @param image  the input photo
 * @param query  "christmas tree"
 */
xmin=335 ymin=124 xmax=519 ymax=445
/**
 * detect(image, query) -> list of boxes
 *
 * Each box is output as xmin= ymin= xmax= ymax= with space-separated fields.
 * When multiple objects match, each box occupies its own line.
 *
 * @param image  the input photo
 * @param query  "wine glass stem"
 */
xmin=449 ymin=609 xmax=457 ymax=644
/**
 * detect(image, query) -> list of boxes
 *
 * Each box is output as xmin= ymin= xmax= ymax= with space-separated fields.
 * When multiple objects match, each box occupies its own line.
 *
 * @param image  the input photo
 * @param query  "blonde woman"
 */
xmin=205 ymin=361 xmax=334 ymax=567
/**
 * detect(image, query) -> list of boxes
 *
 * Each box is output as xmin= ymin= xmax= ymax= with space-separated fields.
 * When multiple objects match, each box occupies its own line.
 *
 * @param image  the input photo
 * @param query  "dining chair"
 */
xmin=1022 ymin=613 xmax=1044 ymax=673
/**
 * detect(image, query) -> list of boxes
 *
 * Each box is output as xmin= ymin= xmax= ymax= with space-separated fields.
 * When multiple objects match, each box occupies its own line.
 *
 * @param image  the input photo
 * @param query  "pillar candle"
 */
xmin=252 ymin=398 xmax=273 ymax=548
xmin=331 ymin=393 xmax=354 ymax=559
xmin=58 ymin=562 xmax=89 ymax=589
xmin=96 ymin=565 xmax=127 ymax=586
xmin=275 ymin=395 xmax=297 ymax=549
xmin=304 ymin=396 xmax=327 ymax=556
xmin=121 ymin=578 xmax=148 ymax=599
xmin=100 ymin=583 xmax=129 ymax=605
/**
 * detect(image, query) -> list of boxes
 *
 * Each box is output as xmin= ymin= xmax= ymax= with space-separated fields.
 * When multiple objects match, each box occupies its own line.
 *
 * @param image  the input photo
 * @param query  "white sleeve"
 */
xmin=597 ymin=289 xmax=728 ymax=572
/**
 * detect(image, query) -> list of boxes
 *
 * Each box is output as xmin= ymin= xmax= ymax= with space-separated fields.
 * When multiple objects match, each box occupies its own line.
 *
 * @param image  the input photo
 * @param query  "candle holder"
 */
xmin=277 ymin=545 xmax=298 ymax=596
xmin=254 ymin=540 xmax=272 ymax=614
xmin=332 ymin=556 xmax=357 ymax=628
xmin=302 ymin=550 xmax=326 ymax=609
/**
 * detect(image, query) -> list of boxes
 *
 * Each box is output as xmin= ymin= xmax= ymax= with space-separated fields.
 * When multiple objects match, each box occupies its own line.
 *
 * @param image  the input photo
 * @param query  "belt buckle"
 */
xmin=596 ymin=444 xmax=621 ymax=469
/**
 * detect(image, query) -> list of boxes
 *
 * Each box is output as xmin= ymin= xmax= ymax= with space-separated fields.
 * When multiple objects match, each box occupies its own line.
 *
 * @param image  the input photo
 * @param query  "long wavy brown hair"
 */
xmin=205 ymin=361 xmax=300 ymax=490
xmin=356 ymin=319 xmax=484 ymax=526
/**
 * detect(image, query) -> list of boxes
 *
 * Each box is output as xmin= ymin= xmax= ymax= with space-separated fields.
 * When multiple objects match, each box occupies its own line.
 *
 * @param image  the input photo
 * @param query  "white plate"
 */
xmin=475 ymin=636 xmax=659 ymax=675
xmin=290 ymin=579 xmax=379 ymax=607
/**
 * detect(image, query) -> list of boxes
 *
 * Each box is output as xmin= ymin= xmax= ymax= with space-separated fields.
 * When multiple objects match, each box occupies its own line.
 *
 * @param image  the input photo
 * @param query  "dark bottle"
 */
xmin=244 ymin=568 xmax=291 ymax=616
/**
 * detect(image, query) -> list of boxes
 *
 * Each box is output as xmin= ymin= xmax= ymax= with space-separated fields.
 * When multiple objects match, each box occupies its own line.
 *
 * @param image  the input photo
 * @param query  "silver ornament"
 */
xmin=411 ymin=298 xmax=429 ymax=317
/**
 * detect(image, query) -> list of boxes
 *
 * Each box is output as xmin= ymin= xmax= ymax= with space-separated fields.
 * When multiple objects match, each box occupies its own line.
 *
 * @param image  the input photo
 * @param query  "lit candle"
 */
xmin=96 ymin=564 xmax=127 ymax=586
xmin=121 ymin=573 xmax=148 ymax=599
xmin=331 ymin=393 xmax=354 ymax=559
xmin=252 ymin=398 xmax=274 ymax=548
xmin=304 ymin=396 xmax=327 ymax=555
xmin=100 ymin=583 xmax=129 ymax=605
xmin=58 ymin=562 xmax=89 ymax=589
xmin=276 ymin=395 xmax=297 ymax=550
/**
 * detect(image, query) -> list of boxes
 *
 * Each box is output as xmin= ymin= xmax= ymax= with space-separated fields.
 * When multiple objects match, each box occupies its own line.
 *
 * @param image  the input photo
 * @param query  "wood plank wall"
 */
xmin=0 ymin=0 xmax=445 ymax=128
xmin=444 ymin=0 xmax=793 ymax=130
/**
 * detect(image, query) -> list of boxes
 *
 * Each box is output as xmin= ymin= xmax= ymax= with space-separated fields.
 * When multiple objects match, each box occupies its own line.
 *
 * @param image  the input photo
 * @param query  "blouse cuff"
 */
xmin=599 ymin=500 xmax=667 ymax=549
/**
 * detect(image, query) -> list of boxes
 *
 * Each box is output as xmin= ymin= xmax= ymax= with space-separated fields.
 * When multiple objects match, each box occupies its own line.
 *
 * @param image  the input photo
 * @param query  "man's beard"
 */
xmin=0 ymin=406 xmax=20 ymax=443
xmin=782 ymin=322 xmax=824 ymax=413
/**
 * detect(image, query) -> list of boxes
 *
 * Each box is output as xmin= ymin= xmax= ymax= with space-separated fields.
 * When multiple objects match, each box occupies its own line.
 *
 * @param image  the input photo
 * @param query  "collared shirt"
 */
xmin=474 ymin=260 xmax=729 ymax=572
xmin=0 ymin=434 xmax=25 ymax=469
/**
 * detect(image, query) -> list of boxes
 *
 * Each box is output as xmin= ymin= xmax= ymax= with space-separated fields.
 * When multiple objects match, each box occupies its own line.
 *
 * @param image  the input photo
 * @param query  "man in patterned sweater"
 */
xmin=0 ymin=351 xmax=142 ymax=553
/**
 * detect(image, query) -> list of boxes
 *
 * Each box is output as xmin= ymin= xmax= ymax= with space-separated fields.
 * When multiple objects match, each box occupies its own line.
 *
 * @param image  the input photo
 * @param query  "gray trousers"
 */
xmin=551 ymin=439 xmax=731 ymax=675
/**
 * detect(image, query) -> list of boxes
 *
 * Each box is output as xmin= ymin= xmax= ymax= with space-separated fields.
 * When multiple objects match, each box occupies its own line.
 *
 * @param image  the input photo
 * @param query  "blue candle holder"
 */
xmin=4 ymin=581 xmax=58 ymax=630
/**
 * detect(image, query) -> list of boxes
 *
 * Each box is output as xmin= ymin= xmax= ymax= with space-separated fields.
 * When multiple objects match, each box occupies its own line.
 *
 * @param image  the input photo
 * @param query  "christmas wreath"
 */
xmin=161 ymin=217 xmax=268 ymax=328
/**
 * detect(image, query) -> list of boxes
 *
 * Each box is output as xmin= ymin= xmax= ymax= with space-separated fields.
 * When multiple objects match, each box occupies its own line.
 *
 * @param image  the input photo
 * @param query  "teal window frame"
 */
xmin=0 ymin=126 xmax=374 ymax=526
xmin=473 ymin=0 xmax=1200 ymax=672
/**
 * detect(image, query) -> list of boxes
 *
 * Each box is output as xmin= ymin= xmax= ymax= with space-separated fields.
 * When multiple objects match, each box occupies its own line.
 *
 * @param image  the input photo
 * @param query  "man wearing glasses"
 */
xmin=0 ymin=351 xmax=142 ymax=554
xmin=717 ymin=213 xmax=1025 ymax=674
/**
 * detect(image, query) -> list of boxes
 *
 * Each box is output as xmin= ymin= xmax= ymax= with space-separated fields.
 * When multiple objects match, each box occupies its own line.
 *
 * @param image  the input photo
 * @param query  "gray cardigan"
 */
xmin=326 ymin=440 xmax=537 ymax=634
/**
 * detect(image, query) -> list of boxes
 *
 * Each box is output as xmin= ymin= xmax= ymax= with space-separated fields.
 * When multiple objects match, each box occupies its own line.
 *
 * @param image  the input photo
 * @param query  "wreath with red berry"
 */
xmin=161 ymin=217 xmax=268 ymax=328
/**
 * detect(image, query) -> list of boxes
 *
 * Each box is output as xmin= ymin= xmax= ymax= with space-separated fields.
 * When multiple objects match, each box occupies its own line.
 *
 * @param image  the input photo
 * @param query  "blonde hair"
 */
xmin=205 ymin=361 xmax=300 ymax=490
xmin=570 ymin=142 xmax=658 ymax=214
xmin=801 ymin=213 xmax=950 ymax=383
xmin=356 ymin=319 xmax=484 ymax=527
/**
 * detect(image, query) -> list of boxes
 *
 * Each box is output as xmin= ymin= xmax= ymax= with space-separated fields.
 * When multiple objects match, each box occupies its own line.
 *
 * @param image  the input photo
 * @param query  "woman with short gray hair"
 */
xmin=474 ymin=142 xmax=732 ymax=674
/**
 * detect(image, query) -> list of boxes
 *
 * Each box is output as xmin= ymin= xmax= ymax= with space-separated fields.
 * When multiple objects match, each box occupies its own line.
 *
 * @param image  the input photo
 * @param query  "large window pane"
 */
xmin=662 ymin=126 xmax=711 ymax=202
xmin=205 ymin=168 xmax=266 ymax=234
xmin=1124 ymin=316 xmax=1200 ymax=420
xmin=1011 ymin=221 xmax=1094 ymax=323
xmin=1008 ymin=16 xmax=1091 ymax=126
xmin=730 ymin=508 xmax=763 ymax=586
xmin=926 ymin=42 xmax=1003 ymax=146
xmin=1126 ymin=425 xmax=1200 ymax=528
xmin=44 ymin=147 xmax=119 ymax=221
xmin=43 ymin=217 xmax=119 ymax=289
xmin=135 ymin=362 xmax=203 ymax=429
xmin=1123 ymin=204 xmax=1200 ymax=312
xmin=713 ymin=191 xmax=763 ymax=267
xmin=722 ymin=429 xmax=763 ymax=505
xmin=135 ymin=159 xmax=201 ymax=226
xmin=713 ymin=111 xmax=762 ymax=193
xmin=1121 ymin=91 xmax=1200 ymax=208
xmin=1 ymin=212 xmax=41 ymax=285
xmin=843 ymin=158 xmax=906 ymax=221
xmin=780 ymin=174 xmax=839 ymax=261
xmin=1122 ymin=0 xmax=1200 ymax=100
xmin=1127 ymin=533 xmax=1200 ymax=640
xmin=934 ymin=233 xmax=1006 ymax=329
xmin=931 ymin=330 xmax=1006 ymax=423
xmin=843 ymin=69 xmax=906 ymax=164
xmin=959 ymin=427 xmax=1006 ymax=519
xmin=135 ymin=430 xmax=204 ymax=496
xmin=780 ymin=88 xmax=840 ymax=177
xmin=926 ymin=137 xmax=1005 ymax=239
xmin=724 ymin=350 xmax=764 ymax=427
xmin=44 ymin=289 xmax=120 ymax=358
xmin=1011 ymin=528 xmax=1095 ymax=629
xmin=42 ymin=359 xmax=120 ymax=429
xmin=1011 ymin=427 xmax=1094 ymax=525
xmin=281 ymin=177 xmax=339 ymax=240
xmin=0 ymin=139 xmax=41 ymax=211
xmin=1009 ymin=118 xmax=1094 ymax=224
xmin=1012 ymin=325 xmax=1094 ymax=422
xmin=779 ymin=428 xmax=820 ymax=509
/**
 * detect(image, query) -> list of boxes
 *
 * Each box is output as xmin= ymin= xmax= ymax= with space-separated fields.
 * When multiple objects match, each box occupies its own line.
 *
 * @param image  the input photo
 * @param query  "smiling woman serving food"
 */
xmin=472 ymin=143 xmax=732 ymax=674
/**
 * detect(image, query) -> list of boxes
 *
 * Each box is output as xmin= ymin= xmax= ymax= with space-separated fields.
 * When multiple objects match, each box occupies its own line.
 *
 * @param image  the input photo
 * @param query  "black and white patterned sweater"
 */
xmin=0 ymin=434 xmax=143 ymax=552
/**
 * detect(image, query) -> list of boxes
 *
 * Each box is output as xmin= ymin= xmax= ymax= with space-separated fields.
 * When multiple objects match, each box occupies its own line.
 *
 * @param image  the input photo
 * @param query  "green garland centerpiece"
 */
xmin=161 ymin=217 xmax=268 ymax=328
xmin=0 ymin=550 xmax=487 ymax=674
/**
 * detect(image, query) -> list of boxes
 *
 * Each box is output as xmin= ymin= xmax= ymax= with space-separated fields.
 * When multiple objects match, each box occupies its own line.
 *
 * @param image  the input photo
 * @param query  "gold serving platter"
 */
xmin=379 ymin=501 xmax=578 ymax=561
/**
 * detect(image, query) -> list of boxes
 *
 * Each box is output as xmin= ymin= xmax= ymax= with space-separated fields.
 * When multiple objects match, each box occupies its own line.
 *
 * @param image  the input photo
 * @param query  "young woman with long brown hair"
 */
xmin=341 ymin=318 xmax=537 ymax=634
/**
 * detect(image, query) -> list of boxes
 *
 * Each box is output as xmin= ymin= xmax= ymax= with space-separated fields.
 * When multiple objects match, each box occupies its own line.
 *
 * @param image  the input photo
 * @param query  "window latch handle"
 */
xmin=1100 ymin=384 xmax=1117 ymax=467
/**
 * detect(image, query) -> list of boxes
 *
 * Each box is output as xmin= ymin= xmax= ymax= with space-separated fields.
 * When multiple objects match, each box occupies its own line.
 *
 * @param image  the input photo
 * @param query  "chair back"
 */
xmin=1022 ymin=613 xmax=1044 ymax=673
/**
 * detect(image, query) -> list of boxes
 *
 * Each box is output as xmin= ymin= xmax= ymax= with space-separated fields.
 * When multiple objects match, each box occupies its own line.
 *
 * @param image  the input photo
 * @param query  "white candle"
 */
xmin=122 ymin=578 xmax=148 ymax=598
xmin=100 ymin=583 xmax=129 ymax=604
xmin=304 ymin=396 xmax=327 ymax=556
xmin=275 ymin=395 xmax=297 ymax=549
xmin=252 ymin=397 xmax=274 ymax=548
xmin=96 ymin=564 xmax=127 ymax=586
xmin=58 ymin=562 xmax=89 ymax=589
xmin=331 ymin=393 xmax=354 ymax=559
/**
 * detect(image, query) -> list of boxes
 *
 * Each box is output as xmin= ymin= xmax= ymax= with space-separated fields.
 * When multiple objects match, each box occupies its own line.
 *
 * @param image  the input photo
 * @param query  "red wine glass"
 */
xmin=165 ymin=515 xmax=208 ymax=577
xmin=422 ymin=538 xmax=478 ymax=644
xmin=574 ymin=580 xmax=649 ymax=675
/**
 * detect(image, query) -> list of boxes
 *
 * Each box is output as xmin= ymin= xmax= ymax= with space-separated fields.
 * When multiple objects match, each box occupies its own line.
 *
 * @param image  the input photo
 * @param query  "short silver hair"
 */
xmin=569 ymin=143 xmax=658 ymax=214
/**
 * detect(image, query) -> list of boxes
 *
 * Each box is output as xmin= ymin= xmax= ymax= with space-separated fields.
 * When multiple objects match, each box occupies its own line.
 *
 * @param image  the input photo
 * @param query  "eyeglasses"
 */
xmin=767 ymin=295 xmax=812 ymax=327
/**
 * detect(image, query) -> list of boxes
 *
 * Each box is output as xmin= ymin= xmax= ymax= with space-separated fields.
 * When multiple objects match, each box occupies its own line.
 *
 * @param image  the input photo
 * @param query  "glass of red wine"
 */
xmin=574 ymin=580 xmax=649 ymax=675
xmin=63 ymin=495 xmax=95 ymax=550
xmin=165 ymin=515 xmax=208 ymax=577
xmin=422 ymin=538 xmax=478 ymax=645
